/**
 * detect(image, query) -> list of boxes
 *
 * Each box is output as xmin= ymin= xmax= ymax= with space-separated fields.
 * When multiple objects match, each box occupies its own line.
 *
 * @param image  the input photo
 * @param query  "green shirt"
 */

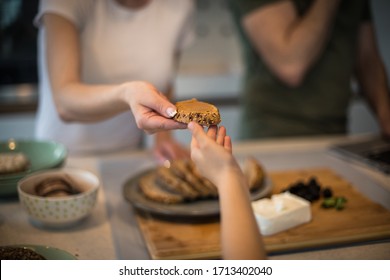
xmin=227 ymin=0 xmax=371 ymax=139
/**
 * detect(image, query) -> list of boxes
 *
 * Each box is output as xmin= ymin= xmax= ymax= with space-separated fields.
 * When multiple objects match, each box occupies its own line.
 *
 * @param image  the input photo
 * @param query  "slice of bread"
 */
xmin=243 ymin=157 xmax=265 ymax=191
xmin=170 ymin=160 xmax=213 ymax=198
xmin=0 ymin=152 xmax=29 ymax=175
xmin=139 ymin=173 xmax=184 ymax=204
xmin=186 ymin=160 xmax=219 ymax=197
xmin=155 ymin=166 xmax=200 ymax=200
xmin=173 ymin=98 xmax=221 ymax=126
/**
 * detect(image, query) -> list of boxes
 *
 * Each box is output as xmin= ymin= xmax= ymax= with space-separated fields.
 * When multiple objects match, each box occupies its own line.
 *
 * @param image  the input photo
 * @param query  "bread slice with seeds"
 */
xmin=170 ymin=160 xmax=213 ymax=198
xmin=138 ymin=172 xmax=184 ymax=204
xmin=155 ymin=166 xmax=200 ymax=200
xmin=0 ymin=152 xmax=29 ymax=175
xmin=173 ymin=98 xmax=221 ymax=126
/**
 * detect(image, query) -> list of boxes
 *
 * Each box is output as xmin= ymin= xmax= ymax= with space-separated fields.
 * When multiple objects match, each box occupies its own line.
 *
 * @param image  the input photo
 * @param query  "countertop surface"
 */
xmin=1 ymin=134 xmax=389 ymax=260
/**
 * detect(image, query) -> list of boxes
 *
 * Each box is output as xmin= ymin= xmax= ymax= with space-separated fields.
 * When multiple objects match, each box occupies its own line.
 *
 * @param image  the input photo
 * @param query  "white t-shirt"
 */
xmin=34 ymin=0 xmax=194 ymax=154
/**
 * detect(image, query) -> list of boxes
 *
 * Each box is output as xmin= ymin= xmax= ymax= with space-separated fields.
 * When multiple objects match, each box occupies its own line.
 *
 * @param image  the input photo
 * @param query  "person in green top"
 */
xmin=227 ymin=0 xmax=390 ymax=139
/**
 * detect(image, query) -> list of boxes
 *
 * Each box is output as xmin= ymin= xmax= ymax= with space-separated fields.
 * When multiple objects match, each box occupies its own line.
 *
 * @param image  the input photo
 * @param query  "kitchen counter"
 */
xmin=0 ymin=84 xmax=38 ymax=114
xmin=1 ymin=135 xmax=389 ymax=260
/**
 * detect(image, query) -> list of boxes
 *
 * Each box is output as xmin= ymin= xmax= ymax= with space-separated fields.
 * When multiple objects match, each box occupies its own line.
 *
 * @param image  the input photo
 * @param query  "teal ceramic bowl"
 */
xmin=0 ymin=139 xmax=67 ymax=198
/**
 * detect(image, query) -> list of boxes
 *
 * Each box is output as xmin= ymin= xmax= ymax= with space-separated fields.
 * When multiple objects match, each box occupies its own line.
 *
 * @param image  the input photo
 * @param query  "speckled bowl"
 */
xmin=17 ymin=168 xmax=99 ymax=228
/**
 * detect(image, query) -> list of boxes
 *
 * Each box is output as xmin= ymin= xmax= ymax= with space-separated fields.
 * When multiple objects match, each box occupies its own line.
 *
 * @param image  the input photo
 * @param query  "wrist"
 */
xmin=118 ymin=82 xmax=133 ymax=106
xmin=215 ymin=163 xmax=247 ymax=190
xmin=118 ymin=81 xmax=148 ymax=105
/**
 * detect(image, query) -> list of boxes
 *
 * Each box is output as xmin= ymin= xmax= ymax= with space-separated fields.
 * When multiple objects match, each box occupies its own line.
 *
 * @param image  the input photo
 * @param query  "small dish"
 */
xmin=252 ymin=192 xmax=311 ymax=236
xmin=0 ymin=244 xmax=77 ymax=260
xmin=18 ymin=168 xmax=100 ymax=228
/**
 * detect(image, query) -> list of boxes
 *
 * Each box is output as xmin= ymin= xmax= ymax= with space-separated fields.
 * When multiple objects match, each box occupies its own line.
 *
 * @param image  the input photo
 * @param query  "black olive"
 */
xmin=308 ymin=177 xmax=319 ymax=187
xmin=322 ymin=187 xmax=333 ymax=198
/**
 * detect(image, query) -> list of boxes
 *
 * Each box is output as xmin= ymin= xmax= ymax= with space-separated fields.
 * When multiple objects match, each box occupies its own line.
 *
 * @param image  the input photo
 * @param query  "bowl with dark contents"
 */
xmin=17 ymin=168 xmax=100 ymax=228
xmin=0 ymin=245 xmax=77 ymax=260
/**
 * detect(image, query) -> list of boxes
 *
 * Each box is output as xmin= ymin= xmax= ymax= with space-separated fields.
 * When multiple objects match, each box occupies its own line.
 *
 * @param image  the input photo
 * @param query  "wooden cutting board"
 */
xmin=135 ymin=168 xmax=390 ymax=259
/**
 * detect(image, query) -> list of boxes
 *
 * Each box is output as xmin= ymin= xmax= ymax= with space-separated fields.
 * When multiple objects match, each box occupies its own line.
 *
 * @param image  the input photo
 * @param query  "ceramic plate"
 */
xmin=0 ymin=140 xmax=67 ymax=197
xmin=123 ymin=169 xmax=273 ymax=217
xmin=1 ymin=244 xmax=77 ymax=260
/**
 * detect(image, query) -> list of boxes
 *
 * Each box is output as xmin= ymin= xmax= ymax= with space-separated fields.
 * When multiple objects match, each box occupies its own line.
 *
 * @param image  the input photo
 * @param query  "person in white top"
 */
xmin=34 ymin=0 xmax=194 ymax=159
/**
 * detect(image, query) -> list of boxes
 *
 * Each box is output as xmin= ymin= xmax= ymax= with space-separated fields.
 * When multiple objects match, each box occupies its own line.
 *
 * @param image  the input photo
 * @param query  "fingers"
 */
xmin=224 ymin=135 xmax=232 ymax=153
xmin=140 ymin=86 xmax=177 ymax=118
xmin=139 ymin=116 xmax=187 ymax=134
xmin=208 ymin=125 xmax=228 ymax=149
xmin=188 ymin=122 xmax=231 ymax=151
xmin=188 ymin=121 xmax=205 ymax=138
xmin=216 ymin=126 xmax=226 ymax=146
xmin=153 ymin=141 xmax=190 ymax=163
xmin=206 ymin=125 xmax=218 ymax=141
xmin=151 ymin=95 xmax=178 ymax=118
xmin=188 ymin=121 xmax=209 ymax=147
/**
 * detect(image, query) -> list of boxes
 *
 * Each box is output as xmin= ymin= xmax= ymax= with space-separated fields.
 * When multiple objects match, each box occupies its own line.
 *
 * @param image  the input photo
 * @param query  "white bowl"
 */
xmin=17 ymin=168 xmax=100 ymax=228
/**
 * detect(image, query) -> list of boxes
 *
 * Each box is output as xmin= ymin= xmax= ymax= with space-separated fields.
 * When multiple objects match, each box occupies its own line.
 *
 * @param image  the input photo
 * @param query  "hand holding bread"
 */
xmin=127 ymin=82 xmax=187 ymax=134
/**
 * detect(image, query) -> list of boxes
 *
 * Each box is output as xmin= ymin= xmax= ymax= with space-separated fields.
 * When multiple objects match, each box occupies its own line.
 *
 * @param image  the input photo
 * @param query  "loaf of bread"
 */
xmin=138 ymin=158 xmax=265 ymax=204
xmin=173 ymin=98 xmax=221 ymax=126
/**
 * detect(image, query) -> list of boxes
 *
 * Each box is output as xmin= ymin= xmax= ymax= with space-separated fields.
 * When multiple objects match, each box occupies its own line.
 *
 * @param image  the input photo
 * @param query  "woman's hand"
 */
xmin=153 ymin=130 xmax=190 ymax=163
xmin=125 ymin=81 xmax=187 ymax=134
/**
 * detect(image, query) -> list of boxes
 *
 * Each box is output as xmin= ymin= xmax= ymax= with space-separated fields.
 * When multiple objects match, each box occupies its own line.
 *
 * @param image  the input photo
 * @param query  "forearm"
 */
xmin=355 ymin=23 xmax=390 ymax=136
xmin=282 ymin=0 xmax=339 ymax=67
xmin=244 ymin=0 xmax=340 ymax=86
xmin=217 ymin=170 xmax=266 ymax=260
xmin=53 ymin=81 xmax=130 ymax=122
xmin=356 ymin=57 xmax=390 ymax=121
xmin=44 ymin=13 xmax=132 ymax=123
xmin=187 ymin=123 xmax=264 ymax=258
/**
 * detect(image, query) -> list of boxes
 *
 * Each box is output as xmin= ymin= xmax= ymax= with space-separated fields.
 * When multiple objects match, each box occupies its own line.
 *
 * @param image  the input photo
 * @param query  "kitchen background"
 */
xmin=1 ymin=0 xmax=389 ymax=146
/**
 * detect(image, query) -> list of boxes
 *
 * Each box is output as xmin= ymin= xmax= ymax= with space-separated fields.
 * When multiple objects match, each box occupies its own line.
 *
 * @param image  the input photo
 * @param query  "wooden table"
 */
xmin=1 ymin=135 xmax=389 ymax=259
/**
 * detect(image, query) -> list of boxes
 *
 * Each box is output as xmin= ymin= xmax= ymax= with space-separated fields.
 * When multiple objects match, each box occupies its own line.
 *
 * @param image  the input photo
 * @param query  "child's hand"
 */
xmin=188 ymin=122 xmax=239 ymax=187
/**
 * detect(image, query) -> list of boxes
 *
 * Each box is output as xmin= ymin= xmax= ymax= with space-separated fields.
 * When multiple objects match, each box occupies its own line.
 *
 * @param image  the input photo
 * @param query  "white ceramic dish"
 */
xmin=17 ymin=168 xmax=100 ymax=228
xmin=252 ymin=192 xmax=311 ymax=236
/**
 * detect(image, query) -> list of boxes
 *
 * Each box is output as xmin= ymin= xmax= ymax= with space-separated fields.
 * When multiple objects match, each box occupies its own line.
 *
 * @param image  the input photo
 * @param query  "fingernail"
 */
xmin=166 ymin=107 xmax=177 ymax=118
xmin=163 ymin=159 xmax=171 ymax=168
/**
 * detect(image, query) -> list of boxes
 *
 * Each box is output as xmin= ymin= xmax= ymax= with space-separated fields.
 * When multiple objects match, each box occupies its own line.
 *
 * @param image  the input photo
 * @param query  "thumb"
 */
xmin=188 ymin=122 xmax=208 ymax=147
xmin=147 ymin=94 xmax=177 ymax=118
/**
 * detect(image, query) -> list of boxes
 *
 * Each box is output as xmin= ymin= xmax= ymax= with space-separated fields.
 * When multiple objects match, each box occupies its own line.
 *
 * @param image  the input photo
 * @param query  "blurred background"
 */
xmin=0 ymin=0 xmax=389 ymax=144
